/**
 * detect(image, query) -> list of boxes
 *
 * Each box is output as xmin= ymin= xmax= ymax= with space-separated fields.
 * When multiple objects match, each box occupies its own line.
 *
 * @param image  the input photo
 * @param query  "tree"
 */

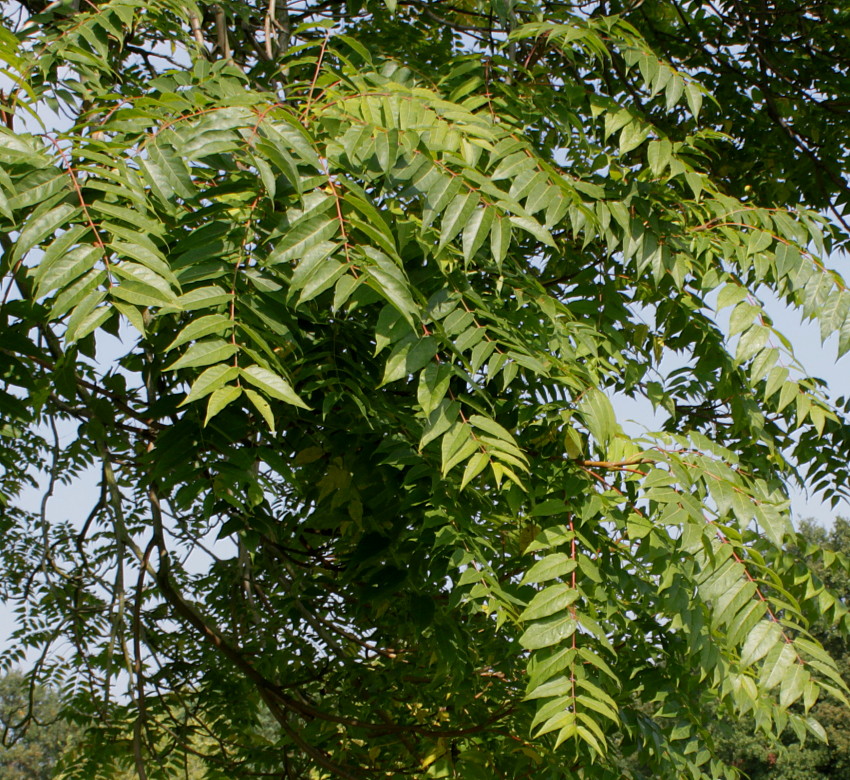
xmin=600 ymin=0 xmax=850 ymax=246
xmin=722 ymin=518 xmax=850 ymax=780
xmin=1 ymin=0 xmax=850 ymax=777
xmin=0 ymin=670 xmax=77 ymax=780
xmin=624 ymin=518 xmax=850 ymax=779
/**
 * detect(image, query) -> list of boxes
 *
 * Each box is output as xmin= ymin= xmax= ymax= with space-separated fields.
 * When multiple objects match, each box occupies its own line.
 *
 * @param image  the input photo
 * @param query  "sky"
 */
xmin=613 ymin=284 xmax=850 ymax=528
xmin=770 ymin=300 xmax=850 ymax=527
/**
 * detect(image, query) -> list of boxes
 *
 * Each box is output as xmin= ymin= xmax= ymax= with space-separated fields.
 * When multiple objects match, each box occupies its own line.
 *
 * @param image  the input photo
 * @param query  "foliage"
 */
xmin=0 ymin=670 xmax=208 ymax=780
xmin=606 ymin=0 xmax=850 ymax=237
xmin=0 ymin=670 xmax=76 ymax=780
xmin=1 ymin=0 xmax=850 ymax=778
xmin=706 ymin=519 xmax=850 ymax=780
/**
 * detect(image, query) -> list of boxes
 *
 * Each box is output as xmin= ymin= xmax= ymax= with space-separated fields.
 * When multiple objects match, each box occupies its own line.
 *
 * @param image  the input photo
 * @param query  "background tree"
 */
xmin=1 ymin=1 xmax=850 ymax=778
xmin=618 ymin=518 xmax=850 ymax=779
xmin=0 ymin=671 xmax=76 ymax=780
xmin=710 ymin=519 xmax=850 ymax=780
xmin=0 ymin=669 xmax=208 ymax=780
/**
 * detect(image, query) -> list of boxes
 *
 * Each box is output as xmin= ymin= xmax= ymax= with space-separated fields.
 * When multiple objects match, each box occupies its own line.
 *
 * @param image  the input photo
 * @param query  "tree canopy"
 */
xmin=0 ymin=670 xmax=76 ymax=780
xmin=1 ymin=0 xmax=850 ymax=777
xmin=623 ymin=518 xmax=850 ymax=780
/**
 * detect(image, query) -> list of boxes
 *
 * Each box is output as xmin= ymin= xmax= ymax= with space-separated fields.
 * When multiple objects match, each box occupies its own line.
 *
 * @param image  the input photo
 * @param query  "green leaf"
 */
xmin=166 ymin=315 xmax=233 ymax=352
xmin=348 ymin=216 xmax=399 ymax=259
xmin=736 ymin=324 xmax=770 ymax=363
xmin=647 ymin=139 xmax=672 ymax=177
xmin=360 ymin=247 xmax=417 ymax=325
xmin=240 ymin=365 xmax=310 ymax=409
xmin=532 ymin=700 xmax=575 ymax=736
xmin=267 ymin=216 xmax=339 ymax=265
xmin=333 ymin=274 xmax=360 ymax=311
xmin=577 ymin=554 xmax=602 ymax=584
xmin=141 ymin=142 xmax=195 ymax=202
xmin=63 ymin=289 xmax=107 ymax=343
xmin=531 ymin=499 xmax=568 ymax=517
xmin=110 ymin=241 xmax=179 ymax=286
xmin=508 ymin=215 xmax=555 ymax=247
xmin=416 ymin=170 xmax=460 ymax=229
xmin=50 ymin=269 xmax=107 ymax=320
xmin=579 ymin=388 xmax=617 ymax=451
xmin=14 ymin=203 xmax=79 ymax=264
xmin=110 ymin=283 xmax=173 ymax=309
xmin=520 ymin=614 xmax=576 ymax=650
xmin=0 ymin=187 xmax=11 ymax=220
xmin=244 ymin=387 xmax=276 ymax=432
xmin=525 ymin=676 xmax=571 ymax=701
xmin=619 ymin=120 xmax=648 ymax=155
xmin=265 ymin=116 xmax=322 ymax=169
xmin=491 ymin=151 xmax=534 ymax=181
xmin=34 ymin=243 xmax=101 ymax=298
xmin=342 ymin=192 xmax=393 ymax=239
xmin=176 ymin=286 xmax=233 ymax=312
xmin=761 ymin=641 xmax=797 ymax=690
xmin=764 ymin=366 xmax=789 ymax=399
xmin=460 ymin=451 xmax=489 ymax=489
xmin=417 ymin=362 xmax=452 ymax=416
xmin=665 ymin=73 xmax=685 ymax=109
xmin=685 ymin=82 xmax=703 ymax=118
xmin=66 ymin=304 xmax=112 ymax=343
xmin=746 ymin=229 xmax=773 ymax=255
xmin=166 ymin=339 xmax=238 ymax=371
xmin=522 ymin=554 xmax=577 ymax=585
xmin=777 ymin=380 xmax=798 ymax=412
xmin=420 ymin=400 xmax=459 ymax=449
xmin=32 ymin=223 xmax=87 ymax=282
xmin=289 ymin=240 xmax=346 ymax=305
xmin=205 ymin=385 xmax=242 ymax=426
xmin=729 ymin=302 xmax=759 ymax=335
xmin=521 ymin=584 xmax=578 ymax=621
xmin=438 ymin=191 xmax=479 ymax=251
xmin=807 ymin=717 xmax=828 ymax=743
xmin=112 ymin=300 xmax=146 ymax=335
xmin=298 ymin=260 xmax=348 ymax=305
xmin=381 ymin=336 xmax=437 ymax=385
xmin=576 ymin=692 xmax=619 ymax=724
xmin=717 ymin=283 xmax=748 ymax=311
xmin=441 ymin=422 xmax=478 ymax=476
xmin=469 ymin=415 xmax=520 ymax=450
xmin=740 ymin=621 xmax=782 ymax=667
xmin=111 ymin=262 xmax=178 ymax=307
xmin=462 ymin=206 xmax=495 ymax=262
xmin=779 ymin=663 xmax=809 ymax=709
xmin=490 ymin=216 xmax=512 ymax=266
xmin=754 ymin=503 xmax=791 ymax=548
xmin=180 ymin=364 xmax=240 ymax=406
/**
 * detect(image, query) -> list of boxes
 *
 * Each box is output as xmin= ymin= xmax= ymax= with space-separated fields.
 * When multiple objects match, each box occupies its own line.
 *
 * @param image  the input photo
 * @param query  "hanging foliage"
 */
xmin=1 ymin=0 xmax=850 ymax=777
